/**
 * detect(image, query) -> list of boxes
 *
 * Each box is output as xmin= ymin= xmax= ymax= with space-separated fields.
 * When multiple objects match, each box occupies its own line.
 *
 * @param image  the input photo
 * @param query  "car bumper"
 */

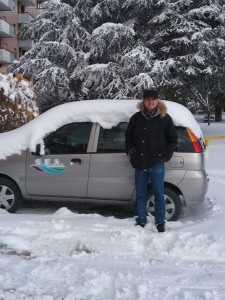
xmin=178 ymin=170 xmax=209 ymax=206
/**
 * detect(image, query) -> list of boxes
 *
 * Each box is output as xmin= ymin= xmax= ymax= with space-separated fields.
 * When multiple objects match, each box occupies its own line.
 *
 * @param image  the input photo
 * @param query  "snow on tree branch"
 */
xmin=90 ymin=23 xmax=135 ymax=63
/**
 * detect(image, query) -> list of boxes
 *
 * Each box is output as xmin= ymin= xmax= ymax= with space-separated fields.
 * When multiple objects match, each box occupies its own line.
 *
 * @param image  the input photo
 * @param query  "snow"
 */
xmin=0 ymin=99 xmax=202 ymax=160
xmin=0 ymin=122 xmax=225 ymax=299
xmin=92 ymin=22 xmax=135 ymax=37
xmin=185 ymin=66 xmax=196 ymax=75
xmin=122 ymin=47 xmax=154 ymax=60
xmin=152 ymin=58 xmax=175 ymax=73
xmin=193 ymin=54 xmax=205 ymax=64
xmin=0 ymin=72 xmax=35 ymax=103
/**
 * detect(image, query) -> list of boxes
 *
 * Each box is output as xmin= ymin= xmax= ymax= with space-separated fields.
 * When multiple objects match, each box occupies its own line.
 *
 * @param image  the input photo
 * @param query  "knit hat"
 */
xmin=143 ymin=89 xmax=158 ymax=99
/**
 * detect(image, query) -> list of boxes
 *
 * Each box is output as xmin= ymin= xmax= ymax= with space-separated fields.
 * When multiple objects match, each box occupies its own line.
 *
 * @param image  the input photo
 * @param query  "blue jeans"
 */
xmin=135 ymin=162 xmax=165 ymax=225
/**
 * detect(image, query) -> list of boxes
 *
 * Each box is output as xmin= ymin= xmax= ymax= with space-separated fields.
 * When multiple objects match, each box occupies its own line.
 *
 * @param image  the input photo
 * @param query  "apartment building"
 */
xmin=0 ymin=0 xmax=40 ymax=66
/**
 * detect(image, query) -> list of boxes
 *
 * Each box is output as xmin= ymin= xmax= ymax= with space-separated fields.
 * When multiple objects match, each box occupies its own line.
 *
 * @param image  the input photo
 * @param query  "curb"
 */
xmin=204 ymin=136 xmax=225 ymax=147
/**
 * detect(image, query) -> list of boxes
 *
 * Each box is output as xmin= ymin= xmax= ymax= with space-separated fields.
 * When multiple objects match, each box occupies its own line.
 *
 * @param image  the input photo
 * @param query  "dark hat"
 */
xmin=143 ymin=89 xmax=158 ymax=99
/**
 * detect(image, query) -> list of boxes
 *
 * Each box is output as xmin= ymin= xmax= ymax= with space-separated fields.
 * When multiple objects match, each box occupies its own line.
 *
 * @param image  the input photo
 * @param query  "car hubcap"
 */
xmin=0 ymin=185 xmax=15 ymax=210
xmin=147 ymin=194 xmax=176 ymax=220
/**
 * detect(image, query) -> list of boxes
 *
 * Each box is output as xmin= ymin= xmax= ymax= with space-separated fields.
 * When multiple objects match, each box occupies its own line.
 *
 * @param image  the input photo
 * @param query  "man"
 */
xmin=125 ymin=89 xmax=178 ymax=232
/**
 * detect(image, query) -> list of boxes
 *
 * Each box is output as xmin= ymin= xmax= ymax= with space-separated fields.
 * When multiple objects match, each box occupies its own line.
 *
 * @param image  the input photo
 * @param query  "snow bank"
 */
xmin=0 ymin=208 xmax=223 ymax=261
xmin=0 ymin=202 xmax=225 ymax=299
xmin=0 ymin=100 xmax=202 ymax=160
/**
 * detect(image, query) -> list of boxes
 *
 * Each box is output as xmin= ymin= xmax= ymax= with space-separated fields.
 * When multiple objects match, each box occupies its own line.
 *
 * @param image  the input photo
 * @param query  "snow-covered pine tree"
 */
xmin=12 ymin=0 xmax=147 ymax=110
xmin=143 ymin=0 xmax=206 ymax=103
xmin=10 ymin=0 xmax=225 ymax=115
xmin=142 ymin=0 xmax=225 ymax=119
xmin=186 ymin=0 xmax=225 ymax=119
xmin=121 ymin=46 xmax=155 ymax=97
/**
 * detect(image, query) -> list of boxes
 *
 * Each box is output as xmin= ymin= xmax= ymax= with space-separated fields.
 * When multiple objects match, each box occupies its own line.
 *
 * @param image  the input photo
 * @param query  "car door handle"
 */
xmin=71 ymin=158 xmax=82 ymax=164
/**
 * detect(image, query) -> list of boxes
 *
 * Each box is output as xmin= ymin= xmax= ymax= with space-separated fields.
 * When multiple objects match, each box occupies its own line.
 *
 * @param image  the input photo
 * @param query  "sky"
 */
xmin=0 ymin=114 xmax=225 ymax=299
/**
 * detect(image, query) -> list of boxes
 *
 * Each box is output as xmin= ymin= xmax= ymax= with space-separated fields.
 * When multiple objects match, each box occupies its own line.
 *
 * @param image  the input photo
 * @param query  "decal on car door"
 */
xmin=30 ymin=158 xmax=66 ymax=174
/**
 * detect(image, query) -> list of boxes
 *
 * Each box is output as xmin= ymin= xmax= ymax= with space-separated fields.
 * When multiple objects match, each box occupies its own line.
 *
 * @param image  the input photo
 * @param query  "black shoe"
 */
xmin=156 ymin=224 xmax=165 ymax=232
xmin=135 ymin=221 xmax=146 ymax=228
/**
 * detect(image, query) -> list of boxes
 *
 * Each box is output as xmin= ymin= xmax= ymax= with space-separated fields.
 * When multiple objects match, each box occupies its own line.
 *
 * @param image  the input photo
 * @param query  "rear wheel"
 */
xmin=147 ymin=187 xmax=182 ymax=221
xmin=0 ymin=178 xmax=22 ymax=213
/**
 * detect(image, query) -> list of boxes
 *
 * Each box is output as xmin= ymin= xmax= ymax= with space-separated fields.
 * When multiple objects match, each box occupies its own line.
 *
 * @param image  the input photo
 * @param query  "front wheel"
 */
xmin=0 ymin=178 xmax=22 ymax=213
xmin=147 ymin=187 xmax=182 ymax=221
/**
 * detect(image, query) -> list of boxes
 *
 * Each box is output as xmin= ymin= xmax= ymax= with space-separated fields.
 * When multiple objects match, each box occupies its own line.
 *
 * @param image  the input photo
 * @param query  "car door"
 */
xmin=87 ymin=122 xmax=135 ymax=200
xmin=26 ymin=122 xmax=95 ymax=198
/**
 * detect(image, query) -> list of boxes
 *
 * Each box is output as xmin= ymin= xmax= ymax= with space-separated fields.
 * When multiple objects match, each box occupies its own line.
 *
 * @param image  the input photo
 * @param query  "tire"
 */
xmin=147 ymin=187 xmax=182 ymax=221
xmin=0 ymin=178 xmax=22 ymax=213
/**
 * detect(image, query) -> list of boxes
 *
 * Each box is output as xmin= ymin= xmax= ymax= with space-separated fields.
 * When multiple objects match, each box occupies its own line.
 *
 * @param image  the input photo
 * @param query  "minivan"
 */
xmin=203 ymin=115 xmax=215 ymax=123
xmin=0 ymin=100 xmax=208 ymax=221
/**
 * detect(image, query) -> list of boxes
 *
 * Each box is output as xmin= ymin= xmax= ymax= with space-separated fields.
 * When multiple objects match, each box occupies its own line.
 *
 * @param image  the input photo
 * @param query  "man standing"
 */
xmin=125 ymin=90 xmax=178 ymax=232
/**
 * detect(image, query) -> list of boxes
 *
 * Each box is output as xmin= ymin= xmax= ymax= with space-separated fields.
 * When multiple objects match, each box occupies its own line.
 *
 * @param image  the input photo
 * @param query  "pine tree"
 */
xmin=10 ymin=0 xmax=225 ymax=116
xmin=184 ymin=0 xmax=225 ymax=117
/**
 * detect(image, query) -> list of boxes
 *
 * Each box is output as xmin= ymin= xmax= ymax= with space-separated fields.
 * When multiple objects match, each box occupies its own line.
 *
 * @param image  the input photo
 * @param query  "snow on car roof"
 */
xmin=0 ymin=99 xmax=203 ymax=160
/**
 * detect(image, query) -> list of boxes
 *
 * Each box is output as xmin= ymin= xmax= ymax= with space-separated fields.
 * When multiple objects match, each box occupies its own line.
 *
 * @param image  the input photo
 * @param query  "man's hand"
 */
xmin=128 ymin=147 xmax=136 ymax=157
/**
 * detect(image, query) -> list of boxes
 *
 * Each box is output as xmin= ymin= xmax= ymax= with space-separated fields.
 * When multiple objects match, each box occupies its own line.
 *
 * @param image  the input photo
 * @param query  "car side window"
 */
xmin=97 ymin=122 xmax=128 ymax=153
xmin=44 ymin=122 xmax=92 ymax=155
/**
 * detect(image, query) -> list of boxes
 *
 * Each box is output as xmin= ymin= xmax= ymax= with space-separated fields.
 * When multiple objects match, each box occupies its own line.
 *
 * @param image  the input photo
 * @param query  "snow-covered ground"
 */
xmin=1 ymin=122 xmax=225 ymax=300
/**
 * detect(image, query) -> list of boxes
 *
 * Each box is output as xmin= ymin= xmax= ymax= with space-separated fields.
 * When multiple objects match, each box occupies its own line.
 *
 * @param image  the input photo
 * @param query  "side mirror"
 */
xmin=31 ymin=144 xmax=41 ymax=156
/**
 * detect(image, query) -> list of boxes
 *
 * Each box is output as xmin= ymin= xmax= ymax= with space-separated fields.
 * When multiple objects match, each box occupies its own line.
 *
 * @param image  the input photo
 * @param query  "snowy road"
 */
xmin=1 ymin=122 xmax=225 ymax=299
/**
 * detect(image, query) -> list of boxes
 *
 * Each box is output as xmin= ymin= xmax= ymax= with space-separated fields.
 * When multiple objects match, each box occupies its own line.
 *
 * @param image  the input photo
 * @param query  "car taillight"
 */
xmin=186 ymin=128 xmax=202 ymax=153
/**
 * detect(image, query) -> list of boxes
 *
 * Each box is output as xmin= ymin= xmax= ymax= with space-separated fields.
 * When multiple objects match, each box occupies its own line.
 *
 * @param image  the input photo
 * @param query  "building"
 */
xmin=0 ymin=0 xmax=43 ymax=66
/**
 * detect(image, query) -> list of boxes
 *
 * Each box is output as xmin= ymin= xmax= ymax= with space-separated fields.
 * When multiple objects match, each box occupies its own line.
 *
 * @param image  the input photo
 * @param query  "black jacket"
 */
xmin=125 ymin=101 xmax=178 ymax=169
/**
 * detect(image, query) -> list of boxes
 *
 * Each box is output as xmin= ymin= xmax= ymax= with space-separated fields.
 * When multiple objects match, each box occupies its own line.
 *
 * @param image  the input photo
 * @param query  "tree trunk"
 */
xmin=207 ymin=112 xmax=210 ymax=126
xmin=215 ymin=105 xmax=223 ymax=122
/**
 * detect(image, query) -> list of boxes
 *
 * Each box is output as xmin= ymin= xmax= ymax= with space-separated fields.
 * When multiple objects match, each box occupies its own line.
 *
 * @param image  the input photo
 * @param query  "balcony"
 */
xmin=0 ymin=0 xmax=13 ymax=11
xmin=19 ymin=39 xmax=34 ymax=50
xmin=0 ymin=48 xmax=15 ymax=64
xmin=0 ymin=18 xmax=14 ymax=38
xmin=18 ymin=0 xmax=36 ymax=6
xmin=27 ymin=8 xmax=47 ymax=18
xmin=18 ymin=12 xmax=34 ymax=24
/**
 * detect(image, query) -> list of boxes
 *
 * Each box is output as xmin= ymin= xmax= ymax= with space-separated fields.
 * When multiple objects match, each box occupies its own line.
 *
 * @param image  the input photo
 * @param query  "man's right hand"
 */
xmin=128 ymin=147 xmax=136 ymax=157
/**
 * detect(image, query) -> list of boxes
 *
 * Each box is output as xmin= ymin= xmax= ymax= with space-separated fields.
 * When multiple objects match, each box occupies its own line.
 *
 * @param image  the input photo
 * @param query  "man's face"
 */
xmin=143 ymin=97 xmax=159 ymax=111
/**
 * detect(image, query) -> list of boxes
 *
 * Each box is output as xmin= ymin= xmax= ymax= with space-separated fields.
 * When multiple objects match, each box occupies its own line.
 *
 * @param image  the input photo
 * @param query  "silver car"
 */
xmin=0 ymin=100 xmax=208 ymax=221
